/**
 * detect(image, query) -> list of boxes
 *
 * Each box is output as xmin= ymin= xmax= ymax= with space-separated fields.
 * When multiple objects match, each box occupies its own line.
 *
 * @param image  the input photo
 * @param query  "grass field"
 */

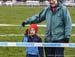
xmin=0 ymin=6 xmax=75 ymax=57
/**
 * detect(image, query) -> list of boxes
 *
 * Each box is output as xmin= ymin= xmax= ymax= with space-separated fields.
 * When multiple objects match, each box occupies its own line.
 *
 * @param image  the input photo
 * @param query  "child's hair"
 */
xmin=25 ymin=29 xmax=29 ymax=35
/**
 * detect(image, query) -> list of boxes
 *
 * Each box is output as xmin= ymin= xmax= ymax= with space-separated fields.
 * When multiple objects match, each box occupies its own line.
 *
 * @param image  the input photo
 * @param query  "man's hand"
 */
xmin=22 ymin=22 xmax=25 ymax=27
xmin=64 ymin=38 xmax=69 ymax=43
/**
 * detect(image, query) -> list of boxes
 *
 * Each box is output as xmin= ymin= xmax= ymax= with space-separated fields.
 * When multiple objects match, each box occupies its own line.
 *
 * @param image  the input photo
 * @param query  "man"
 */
xmin=21 ymin=0 xmax=72 ymax=57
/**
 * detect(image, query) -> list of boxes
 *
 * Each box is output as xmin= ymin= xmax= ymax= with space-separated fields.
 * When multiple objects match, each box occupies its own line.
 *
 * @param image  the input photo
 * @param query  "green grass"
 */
xmin=68 ymin=7 xmax=75 ymax=23
xmin=0 ymin=6 xmax=44 ymax=24
xmin=0 ymin=6 xmax=75 ymax=57
xmin=0 ymin=47 xmax=26 ymax=57
xmin=65 ymin=36 xmax=75 ymax=57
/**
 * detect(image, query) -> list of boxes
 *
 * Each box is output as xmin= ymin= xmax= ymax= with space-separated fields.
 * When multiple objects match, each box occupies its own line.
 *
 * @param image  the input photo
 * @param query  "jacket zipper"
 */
xmin=50 ymin=13 xmax=53 ymax=41
xmin=50 ymin=11 xmax=55 ymax=41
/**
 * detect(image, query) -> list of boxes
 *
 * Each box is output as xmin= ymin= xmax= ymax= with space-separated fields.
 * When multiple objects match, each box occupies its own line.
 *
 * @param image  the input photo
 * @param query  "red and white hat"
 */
xmin=29 ymin=24 xmax=38 ymax=33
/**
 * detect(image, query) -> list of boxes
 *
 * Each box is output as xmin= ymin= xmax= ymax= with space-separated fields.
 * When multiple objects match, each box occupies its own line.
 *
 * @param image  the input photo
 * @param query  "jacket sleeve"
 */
xmin=24 ymin=8 xmax=48 ymax=24
xmin=38 ymin=38 xmax=44 ymax=57
xmin=63 ymin=8 xmax=72 ymax=38
xmin=23 ymin=35 xmax=28 ymax=42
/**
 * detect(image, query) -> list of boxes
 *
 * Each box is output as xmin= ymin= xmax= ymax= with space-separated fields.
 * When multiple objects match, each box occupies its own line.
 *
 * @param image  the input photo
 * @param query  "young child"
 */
xmin=23 ymin=24 xmax=44 ymax=57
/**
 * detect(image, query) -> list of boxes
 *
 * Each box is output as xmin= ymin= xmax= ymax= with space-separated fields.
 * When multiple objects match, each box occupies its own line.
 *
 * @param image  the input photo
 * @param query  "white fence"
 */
xmin=0 ymin=24 xmax=75 ymax=37
xmin=0 ymin=24 xmax=75 ymax=27
xmin=0 ymin=1 xmax=75 ymax=6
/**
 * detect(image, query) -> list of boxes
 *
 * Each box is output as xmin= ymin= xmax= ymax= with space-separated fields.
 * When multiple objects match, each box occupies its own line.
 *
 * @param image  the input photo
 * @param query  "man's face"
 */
xmin=48 ymin=0 xmax=57 ymax=6
xmin=29 ymin=28 xmax=36 ymax=35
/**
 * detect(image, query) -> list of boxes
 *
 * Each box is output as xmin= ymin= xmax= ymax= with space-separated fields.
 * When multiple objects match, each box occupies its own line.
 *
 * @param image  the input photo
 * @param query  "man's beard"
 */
xmin=50 ymin=3 xmax=56 ymax=7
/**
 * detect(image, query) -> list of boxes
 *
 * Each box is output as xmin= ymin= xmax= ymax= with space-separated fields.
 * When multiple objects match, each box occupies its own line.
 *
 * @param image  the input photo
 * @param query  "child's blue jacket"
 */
xmin=23 ymin=34 xmax=43 ymax=57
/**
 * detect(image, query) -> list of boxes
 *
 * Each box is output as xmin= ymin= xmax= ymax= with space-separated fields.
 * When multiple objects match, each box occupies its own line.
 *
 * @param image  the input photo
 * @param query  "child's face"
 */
xmin=29 ymin=28 xmax=36 ymax=35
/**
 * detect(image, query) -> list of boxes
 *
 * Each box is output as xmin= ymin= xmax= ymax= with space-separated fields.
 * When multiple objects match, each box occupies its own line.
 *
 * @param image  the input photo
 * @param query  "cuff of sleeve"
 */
xmin=65 ymin=35 xmax=70 ymax=38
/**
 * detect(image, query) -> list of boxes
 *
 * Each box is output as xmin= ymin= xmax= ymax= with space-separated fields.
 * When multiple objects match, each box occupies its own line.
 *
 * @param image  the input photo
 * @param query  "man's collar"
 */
xmin=48 ymin=2 xmax=62 ymax=11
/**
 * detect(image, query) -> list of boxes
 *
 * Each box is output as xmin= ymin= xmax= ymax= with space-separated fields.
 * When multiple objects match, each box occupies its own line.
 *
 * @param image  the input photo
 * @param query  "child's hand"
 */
xmin=25 ymin=29 xmax=29 ymax=35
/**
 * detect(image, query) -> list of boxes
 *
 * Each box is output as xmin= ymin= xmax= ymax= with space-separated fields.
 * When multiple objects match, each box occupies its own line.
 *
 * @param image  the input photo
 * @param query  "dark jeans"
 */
xmin=26 ymin=54 xmax=38 ymax=57
xmin=45 ymin=38 xmax=69 ymax=57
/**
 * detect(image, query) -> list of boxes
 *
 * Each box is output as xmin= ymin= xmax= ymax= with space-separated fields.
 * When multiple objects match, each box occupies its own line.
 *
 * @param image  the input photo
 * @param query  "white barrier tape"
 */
xmin=0 ymin=42 xmax=75 ymax=47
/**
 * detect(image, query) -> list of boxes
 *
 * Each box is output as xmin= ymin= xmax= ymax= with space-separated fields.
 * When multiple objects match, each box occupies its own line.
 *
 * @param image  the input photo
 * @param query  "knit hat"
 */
xmin=29 ymin=24 xmax=38 ymax=33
